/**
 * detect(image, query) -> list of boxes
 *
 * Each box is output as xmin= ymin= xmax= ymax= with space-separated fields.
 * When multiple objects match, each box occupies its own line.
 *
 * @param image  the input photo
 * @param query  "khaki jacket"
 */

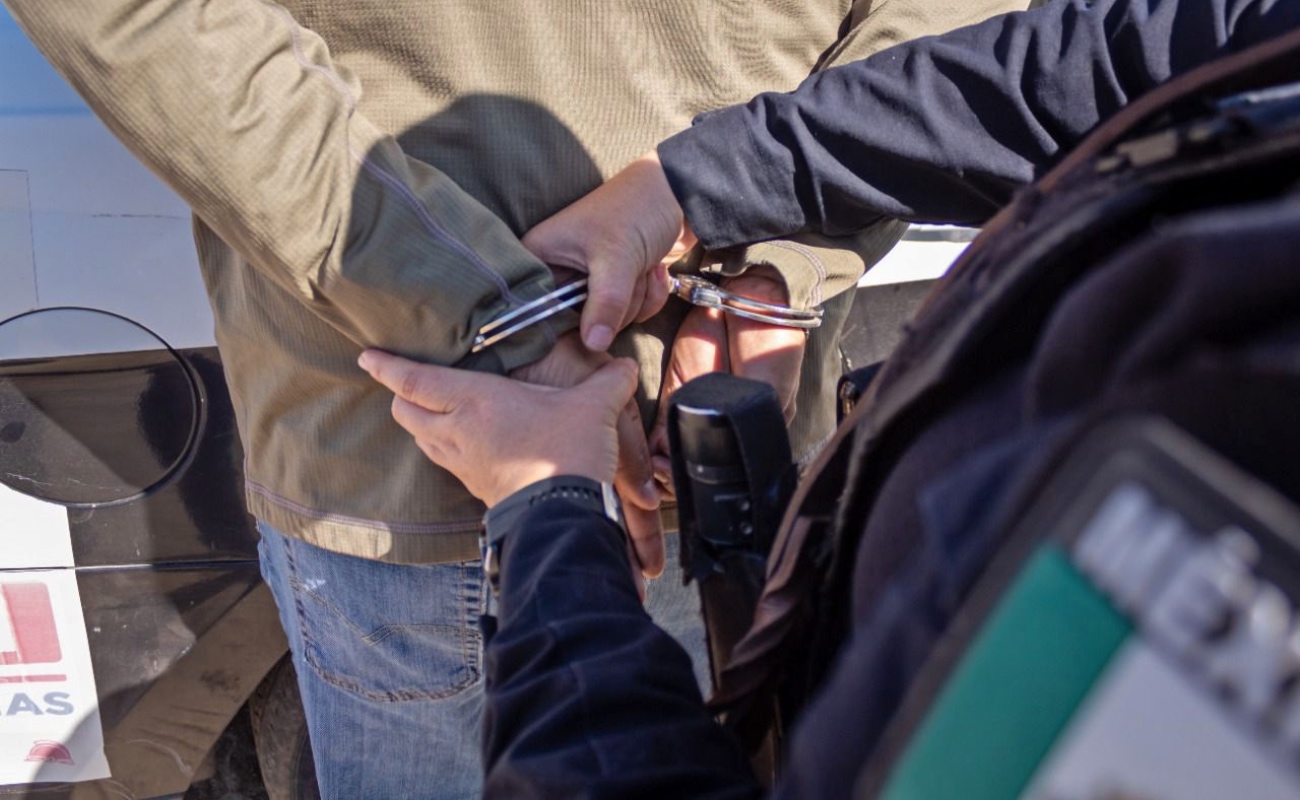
xmin=6 ymin=0 xmax=1024 ymax=562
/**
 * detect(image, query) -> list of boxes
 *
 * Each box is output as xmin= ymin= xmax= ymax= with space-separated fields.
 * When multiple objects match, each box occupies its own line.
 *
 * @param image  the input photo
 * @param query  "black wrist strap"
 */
xmin=481 ymin=476 xmax=624 ymax=592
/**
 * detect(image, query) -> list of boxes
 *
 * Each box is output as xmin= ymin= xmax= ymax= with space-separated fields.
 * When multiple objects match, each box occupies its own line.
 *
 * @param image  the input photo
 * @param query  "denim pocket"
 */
xmin=270 ymin=529 xmax=484 ymax=702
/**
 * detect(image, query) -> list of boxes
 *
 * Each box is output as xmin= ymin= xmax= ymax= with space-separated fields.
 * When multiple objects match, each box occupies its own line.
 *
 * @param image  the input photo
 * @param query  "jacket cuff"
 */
xmin=701 ymin=241 xmax=842 ymax=310
xmin=658 ymin=100 xmax=808 ymax=251
xmin=456 ymin=276 xmax=579 ymax=374
xmin=700 ymin=218 xmax=911 ymax=309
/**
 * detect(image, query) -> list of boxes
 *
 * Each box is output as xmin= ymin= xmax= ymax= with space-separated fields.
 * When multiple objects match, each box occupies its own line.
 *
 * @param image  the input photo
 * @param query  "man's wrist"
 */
xmin=482 ymin=476 xmax=625 ymax=593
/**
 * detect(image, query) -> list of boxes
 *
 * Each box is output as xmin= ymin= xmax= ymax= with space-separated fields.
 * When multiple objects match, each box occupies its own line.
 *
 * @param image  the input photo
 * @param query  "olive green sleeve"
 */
xmin=3 ymin=0 xmax=567 ymax=371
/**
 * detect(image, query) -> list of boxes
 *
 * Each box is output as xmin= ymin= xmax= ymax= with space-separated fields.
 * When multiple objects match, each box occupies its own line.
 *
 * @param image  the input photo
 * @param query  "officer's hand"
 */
xmin=509 ymin=332 xmax=664 ymax=577
xmin=522 ymin=150 xmax=695 ymax=353
xmin=358 ymin=350 xmax=638 ymax=511
xmin=649 ymin=269 xmax=806 ymax=492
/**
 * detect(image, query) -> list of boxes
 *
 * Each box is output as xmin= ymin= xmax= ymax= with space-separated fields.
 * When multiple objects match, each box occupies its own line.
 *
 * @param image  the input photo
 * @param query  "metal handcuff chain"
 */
xmin=472 ymin=275 xmax=822 ymax=354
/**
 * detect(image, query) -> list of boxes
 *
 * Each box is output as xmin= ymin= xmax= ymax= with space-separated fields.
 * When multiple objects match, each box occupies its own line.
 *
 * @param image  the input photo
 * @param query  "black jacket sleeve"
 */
xmin=659 ymin=0 xmax=1300 ymax=248
xmin=481 ymin=497 xmax=761 ymax=800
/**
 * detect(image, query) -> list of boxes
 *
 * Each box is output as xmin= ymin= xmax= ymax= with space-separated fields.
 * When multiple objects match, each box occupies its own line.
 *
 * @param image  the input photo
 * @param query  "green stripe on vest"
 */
xmin=881 ymin=546 xmax=1131 ymax=800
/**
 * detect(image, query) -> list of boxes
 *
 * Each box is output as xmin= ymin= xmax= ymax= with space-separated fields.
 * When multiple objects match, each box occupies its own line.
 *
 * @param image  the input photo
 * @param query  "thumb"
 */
xmin=571 ymin=357 xmax=640 ymax=412
xmin=581 ymin=260 xmax=638 ymax=353
xmin=520 ymin=221 xmax=574 ymax=269
xmin=359 ymin=349 xmax=468 ymax=412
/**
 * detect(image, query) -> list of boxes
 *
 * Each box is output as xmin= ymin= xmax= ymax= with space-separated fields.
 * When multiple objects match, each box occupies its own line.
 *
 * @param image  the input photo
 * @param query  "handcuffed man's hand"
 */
xmin=649 ymin=268 xmax=807 ymax=492
xmin=522 ymin=150 xmax=695 ymax=353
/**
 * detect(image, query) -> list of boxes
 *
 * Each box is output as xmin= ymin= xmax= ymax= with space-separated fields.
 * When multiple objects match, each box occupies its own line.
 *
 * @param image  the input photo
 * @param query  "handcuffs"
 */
xmin=472 ymin=275 xmax=822 ymax=353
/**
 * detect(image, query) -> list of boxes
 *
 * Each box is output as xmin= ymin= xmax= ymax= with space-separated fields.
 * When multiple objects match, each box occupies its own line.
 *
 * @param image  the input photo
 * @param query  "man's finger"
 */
xmin=727 ymin=316 xmax=806 ymax=421
xmin=626 ymin=538 xmax=648 ymax=603
xmin=613 ymin=397 xmax=659 ymax=511
xmin=564 ymin=357 xmax=662 ymax=577
xmin=718 ymin=271 xmax=805 ymax=420
xmin=359 ymin=349 xmax=467 ymax=412
xmin=621 ymin=273 xmax=649 ymax=331
xmin=650 ymin=454 xmax=675 ymax=498
xmin=648 ymin=402 xmax=672 ymax=466
xmin=635 ymin=262 xmax=672 ymax=323
xmin=624 ymin=502 xmax=665 ymax=579
xmin=649 ymin=305 xmax=727 ymax=461
xmin=581 ymin=261 xmax=638 ymax=352
xmin=568 ymin=358 xmax=656 ymax=510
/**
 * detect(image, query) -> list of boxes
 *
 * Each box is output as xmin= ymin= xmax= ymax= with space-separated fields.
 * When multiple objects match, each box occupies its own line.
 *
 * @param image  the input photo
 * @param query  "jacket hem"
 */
xmin=246 ymin=483 xmax=483 ymax=564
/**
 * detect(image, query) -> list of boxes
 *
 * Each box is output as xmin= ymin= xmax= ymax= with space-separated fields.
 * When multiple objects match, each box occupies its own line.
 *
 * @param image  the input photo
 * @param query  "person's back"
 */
xmin=207 ymin=0 xmax=952 ymax=558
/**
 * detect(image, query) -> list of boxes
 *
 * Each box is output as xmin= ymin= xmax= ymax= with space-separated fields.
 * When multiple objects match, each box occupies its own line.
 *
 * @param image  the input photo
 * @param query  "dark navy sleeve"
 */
xmin=481 ymin=497 xmax=761 ymax=800
xmin=659 ymin=0 xmax=1300 ymax=248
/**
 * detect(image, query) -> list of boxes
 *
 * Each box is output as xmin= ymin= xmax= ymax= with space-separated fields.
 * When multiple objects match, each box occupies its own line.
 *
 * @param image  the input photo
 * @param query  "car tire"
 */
xmin=182 ymin=706 xmax=270 ymax=800
xmin=248 ymin=656 xmax=321 ymax=800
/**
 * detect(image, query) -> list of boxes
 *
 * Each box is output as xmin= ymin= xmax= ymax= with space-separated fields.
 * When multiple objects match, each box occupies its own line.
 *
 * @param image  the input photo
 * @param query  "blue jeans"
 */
xmin=257 ymin=522 xmax=707 ymax=800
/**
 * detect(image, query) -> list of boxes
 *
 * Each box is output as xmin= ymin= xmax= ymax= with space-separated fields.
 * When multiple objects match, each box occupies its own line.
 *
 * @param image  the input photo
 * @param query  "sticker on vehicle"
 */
xmin=0 ymin=485 xmax=108 ymax=785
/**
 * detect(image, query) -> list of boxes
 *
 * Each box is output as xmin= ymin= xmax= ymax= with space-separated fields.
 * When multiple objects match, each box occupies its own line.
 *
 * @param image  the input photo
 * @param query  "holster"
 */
xmin=666 ymin=373 xmax=795 ymax=700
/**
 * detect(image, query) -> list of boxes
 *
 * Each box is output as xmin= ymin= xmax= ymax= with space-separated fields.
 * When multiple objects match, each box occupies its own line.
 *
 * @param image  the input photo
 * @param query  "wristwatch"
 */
xmin=481 ymin=476 xmax=625 ymax=593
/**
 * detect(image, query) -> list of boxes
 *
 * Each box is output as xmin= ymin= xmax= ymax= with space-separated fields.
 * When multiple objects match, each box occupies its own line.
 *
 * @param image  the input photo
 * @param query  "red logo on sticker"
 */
xmin=24 ymin=740 xmax=74 ymax=766
xmin=0 ymin=584 xmax=67 ymax=683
